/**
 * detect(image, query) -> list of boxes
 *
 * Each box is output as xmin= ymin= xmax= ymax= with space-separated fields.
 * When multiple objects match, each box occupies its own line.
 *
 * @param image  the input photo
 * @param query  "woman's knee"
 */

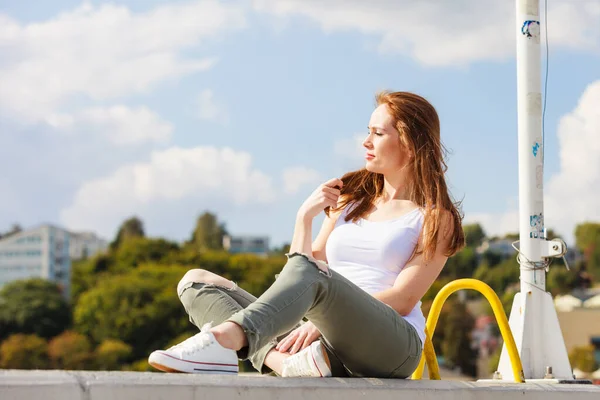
xmin=284 ymin=253 xmax=331 ymax=275
xmin=178 ymin=269 xmax=234 ymax=290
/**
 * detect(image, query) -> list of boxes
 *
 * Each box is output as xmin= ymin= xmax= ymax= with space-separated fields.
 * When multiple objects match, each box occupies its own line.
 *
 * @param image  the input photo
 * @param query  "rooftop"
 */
xmin=1 ymin=370 xmax=598 ymax=400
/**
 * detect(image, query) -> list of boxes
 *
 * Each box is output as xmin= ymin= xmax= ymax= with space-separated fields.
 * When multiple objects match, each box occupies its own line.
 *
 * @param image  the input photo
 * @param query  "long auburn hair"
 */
xmin=326 ymin=91 xmax=465 ymax=261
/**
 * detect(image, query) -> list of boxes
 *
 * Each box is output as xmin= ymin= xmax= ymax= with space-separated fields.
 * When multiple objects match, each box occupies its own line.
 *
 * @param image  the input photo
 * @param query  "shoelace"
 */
xmin=168 ymin=323 xmax=214 ymax=356
xmin=283 ymin=350 xmax=315 ymax=377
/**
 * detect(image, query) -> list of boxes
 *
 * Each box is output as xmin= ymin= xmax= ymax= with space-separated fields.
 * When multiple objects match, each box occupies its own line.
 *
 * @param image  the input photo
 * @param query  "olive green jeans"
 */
xmin=177 ymin=252 xmax=422 ymax=378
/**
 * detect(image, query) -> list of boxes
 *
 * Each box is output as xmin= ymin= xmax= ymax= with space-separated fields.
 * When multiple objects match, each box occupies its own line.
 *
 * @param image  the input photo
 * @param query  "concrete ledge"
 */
xmin=1 ymin=370 xmax=599 ymax=400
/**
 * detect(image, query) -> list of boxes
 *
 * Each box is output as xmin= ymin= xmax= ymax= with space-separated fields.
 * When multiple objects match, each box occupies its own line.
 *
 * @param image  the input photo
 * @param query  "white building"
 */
xmin=223 ymin=235 xmax=270 ymax=256
xmin=0 ymin=225 xmax=71 ymax=298
xmin=69 ymin=231 xmax=108 ymax=260
xmin=476 ymin=239 xmax=515 ymax=258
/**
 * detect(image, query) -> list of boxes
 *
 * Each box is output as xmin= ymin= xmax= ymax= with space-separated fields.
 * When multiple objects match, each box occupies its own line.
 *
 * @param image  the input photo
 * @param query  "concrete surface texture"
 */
xmin=1 ymin=370 xmax=599 ymax=400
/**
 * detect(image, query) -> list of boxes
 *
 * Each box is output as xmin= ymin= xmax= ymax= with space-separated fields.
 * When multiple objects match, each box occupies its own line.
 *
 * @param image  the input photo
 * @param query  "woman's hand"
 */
xmin=297 ymin=178 xmax=343 ymax=221
xmin=276 ymin=321 xmax=322 ymax=354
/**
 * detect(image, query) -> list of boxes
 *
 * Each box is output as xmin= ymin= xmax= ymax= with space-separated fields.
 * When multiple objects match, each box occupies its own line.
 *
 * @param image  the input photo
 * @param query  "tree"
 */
xmin=189 ymin=212 xmax=227 ymax=251
xmin=546 ymin=266 xmax=578 ymax=296
xmin=442 ymin=246 xmax=478 ymax=280
xmin=0 ymin=278 xmax=71 ymax=340
xmin=473 ymin=257 xmax=520 ymax=294
xmin=0 ymin=223 xmax=23 ymax=240
xmin=48 ymin=331 xmax=93 ymax=370
xmin=502 ymin=232 xmax=519 ymax=241
xmin=575 ymin=223 xmax=600 ymax=280
xmin=0 ymin=334 xmax=49 ymax=369
xmin=110 ymin=216 xmax=145 ymax=250
xmin=73 ymin=265 xmax=191 ymax=359
xmin=463 ymin=224 xmax=486 ymax=248
xmin=96 ymin=339 xmax=133 ymax=370
xmin=113 ymin=237 xmax=180 ymax=271
xmin=440 ymin=300 xmax=477 ymax=377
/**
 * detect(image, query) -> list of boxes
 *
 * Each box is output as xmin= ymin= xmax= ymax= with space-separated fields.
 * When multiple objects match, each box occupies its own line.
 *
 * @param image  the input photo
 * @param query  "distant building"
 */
xmin=0 ymin=225 xmax=71 ymax=298
xmin=557 ymin=308 xmax=600 ymax=367
xmin=69 ymin=231 xmax=108 ymax=260
xmin=223 ymin=235 xmax=270 ymax=256
xmin=476 ymin=239 xmax=515 ymax=258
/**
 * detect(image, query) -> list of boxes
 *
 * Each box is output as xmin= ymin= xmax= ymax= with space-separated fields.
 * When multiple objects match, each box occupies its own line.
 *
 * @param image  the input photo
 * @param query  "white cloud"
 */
xmin=48 ymin=106 xmax=173 ymax=145
xmin=464 ymin=80 xmax=600 ymax=245
xmin=252 ymin=0 xmax=599 ymax=66
xmin=0 ymin=1 xmax=246 ymax=122
xmin=334 ymin=132 xmax=366 ymax=168
xmin=464 ymin=210 xmax=519 ymax=239
xmin=196 ymin=89 xmax=228 ymax=123
xmin=282 ymin=166 xmax=322 ymax=194
xmin=545 ymin=80 xmax=600 ymax=241
xmin=60 ymin=146 xmax=277 ymax=236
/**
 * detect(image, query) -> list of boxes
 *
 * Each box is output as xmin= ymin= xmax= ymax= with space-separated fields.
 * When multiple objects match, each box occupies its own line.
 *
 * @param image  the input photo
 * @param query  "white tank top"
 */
xmin=325 ymin=203 xmax=427 ymax=346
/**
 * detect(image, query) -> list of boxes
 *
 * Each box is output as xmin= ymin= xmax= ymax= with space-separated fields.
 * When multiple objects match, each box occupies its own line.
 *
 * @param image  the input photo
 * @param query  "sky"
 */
xmin=0 ymin=0 xmax=598 ymax=248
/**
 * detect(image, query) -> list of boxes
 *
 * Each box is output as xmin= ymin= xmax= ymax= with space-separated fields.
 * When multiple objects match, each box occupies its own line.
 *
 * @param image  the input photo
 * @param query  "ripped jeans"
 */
xmin=177 ymin=253 xmax=422 ymax=378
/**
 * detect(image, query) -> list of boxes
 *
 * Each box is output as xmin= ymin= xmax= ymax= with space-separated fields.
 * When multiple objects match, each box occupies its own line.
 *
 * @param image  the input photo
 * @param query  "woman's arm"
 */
xmin=288 ymin=214 xmax=314 ymax=256
xmin=373 ymin=210 xmax=454 ymax=316
xmin=288 ymin=178 xmax=343 ymax=258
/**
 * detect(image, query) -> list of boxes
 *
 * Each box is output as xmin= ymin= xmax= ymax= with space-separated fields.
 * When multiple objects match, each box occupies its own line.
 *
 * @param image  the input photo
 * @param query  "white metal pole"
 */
xmin=516 ymin=0 xmax=546 ymax=379
xmin=496 ymin=0 xmax=572 ymax=381
xmin=517 ymin=4 xmax=544 ymax=283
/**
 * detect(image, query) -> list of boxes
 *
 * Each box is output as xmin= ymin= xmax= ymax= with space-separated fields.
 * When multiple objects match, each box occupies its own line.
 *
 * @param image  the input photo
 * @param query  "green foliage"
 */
xmin=569 ymin=345 xmax=598 ymax=373
xmin=113 ymin=237 xmax=180 ymax=271
xmin=472 ymin=258 xmax=520 ymax=294
xmin=0 ymin=334 xmax=49 ymax=369
xmin=0 ymin=278 xmax=71 ymax=340
xmin=422 ymin=278 xmax=452 ymax=303
xmin=440 ymin=300 xmax=477 ymax=377
xmin=73 ymin=265 xmax=191 ymax=359
xmin=487 ymin=345 xmax=502 ymax=375
xmin=110 ymin=216 xmax=145 ymax=251
xmin=48 ymin=331 xmax=93 ymax=370
xmin=0 ymin=223 xmax=23 ymax=240
xmin=229 ymin=253 xmax=284 ymax=295
xmin=546 ymin=266 xmax=578 ymax=296
xmin=502 ymin=232 xmax=519 ymax=241
xmin=71 ymin=259 xmax=98 ymax=307
xmin=96 ymin=339 xmax=133 ymax=370
xmin=442 ymin=246 xmax=478 ymax=280
xmin=188 ymin=212 xmax=228 ymax=251
xmin=482 ymin=287 xmax=516 ymax=318
xmin=463 ymin=224 xmax=486 ymax=248
xmin=575 ymin=223 xmax=600 ymax=280
xmin=124 ymin=358 xmax=155 ymax=372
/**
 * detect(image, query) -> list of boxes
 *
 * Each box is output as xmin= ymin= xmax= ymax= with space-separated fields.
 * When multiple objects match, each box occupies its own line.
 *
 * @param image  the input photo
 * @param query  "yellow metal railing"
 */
xmin=411 ymin=278 xmax=525 ymax=383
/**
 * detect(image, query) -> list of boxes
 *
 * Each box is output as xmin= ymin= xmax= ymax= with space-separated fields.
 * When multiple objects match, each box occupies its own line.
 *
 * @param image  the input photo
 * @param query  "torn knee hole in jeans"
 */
xmin=285 ymin=252 xmax=332 ymax=277
xmin=178 ymin=280 xmax=238 ymax=297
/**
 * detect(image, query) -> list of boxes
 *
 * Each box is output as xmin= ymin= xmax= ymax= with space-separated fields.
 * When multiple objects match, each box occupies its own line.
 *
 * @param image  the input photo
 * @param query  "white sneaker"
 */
xmin=148 ymin=323 xmax=239 ymax=374
xmin=281 ymin=340 xmax=332 ymax=377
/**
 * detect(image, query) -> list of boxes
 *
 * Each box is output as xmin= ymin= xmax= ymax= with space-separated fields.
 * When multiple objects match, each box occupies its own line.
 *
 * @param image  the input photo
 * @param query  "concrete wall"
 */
xmin=1 ymin=370 xmax=599 ymax=400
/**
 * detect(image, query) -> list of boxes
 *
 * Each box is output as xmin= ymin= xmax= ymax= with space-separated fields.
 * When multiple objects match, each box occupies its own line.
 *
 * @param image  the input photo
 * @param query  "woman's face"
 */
xmin=363 ymin=104 xmax=411 ymax=174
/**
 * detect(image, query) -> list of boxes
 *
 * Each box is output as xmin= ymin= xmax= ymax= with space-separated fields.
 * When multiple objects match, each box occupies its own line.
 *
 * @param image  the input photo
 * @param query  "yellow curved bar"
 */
xmin=411 ymin=278 xmax=525 ymax=383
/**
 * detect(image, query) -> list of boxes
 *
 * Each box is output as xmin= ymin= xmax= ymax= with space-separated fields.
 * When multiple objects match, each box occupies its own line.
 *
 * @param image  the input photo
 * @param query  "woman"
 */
xmin=148 ymin=91 xmax=465 ymax=378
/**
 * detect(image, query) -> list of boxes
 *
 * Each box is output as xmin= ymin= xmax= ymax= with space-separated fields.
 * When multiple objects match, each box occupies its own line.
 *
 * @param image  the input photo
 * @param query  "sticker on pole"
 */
xmin=532 ymin=136 xmax=542 ymax=158
xmin=529 ymin=213 xmax=544 ymax=239
xmin=521 ymin=20 xmax=540 ymax=43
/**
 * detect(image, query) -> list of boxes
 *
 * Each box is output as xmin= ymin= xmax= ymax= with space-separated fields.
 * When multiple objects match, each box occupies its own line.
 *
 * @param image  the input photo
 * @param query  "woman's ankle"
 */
xmin=264 ymin=349 xmax=289 ymax=376
xmin=211 ymin=322 xmax=248 ymax=351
